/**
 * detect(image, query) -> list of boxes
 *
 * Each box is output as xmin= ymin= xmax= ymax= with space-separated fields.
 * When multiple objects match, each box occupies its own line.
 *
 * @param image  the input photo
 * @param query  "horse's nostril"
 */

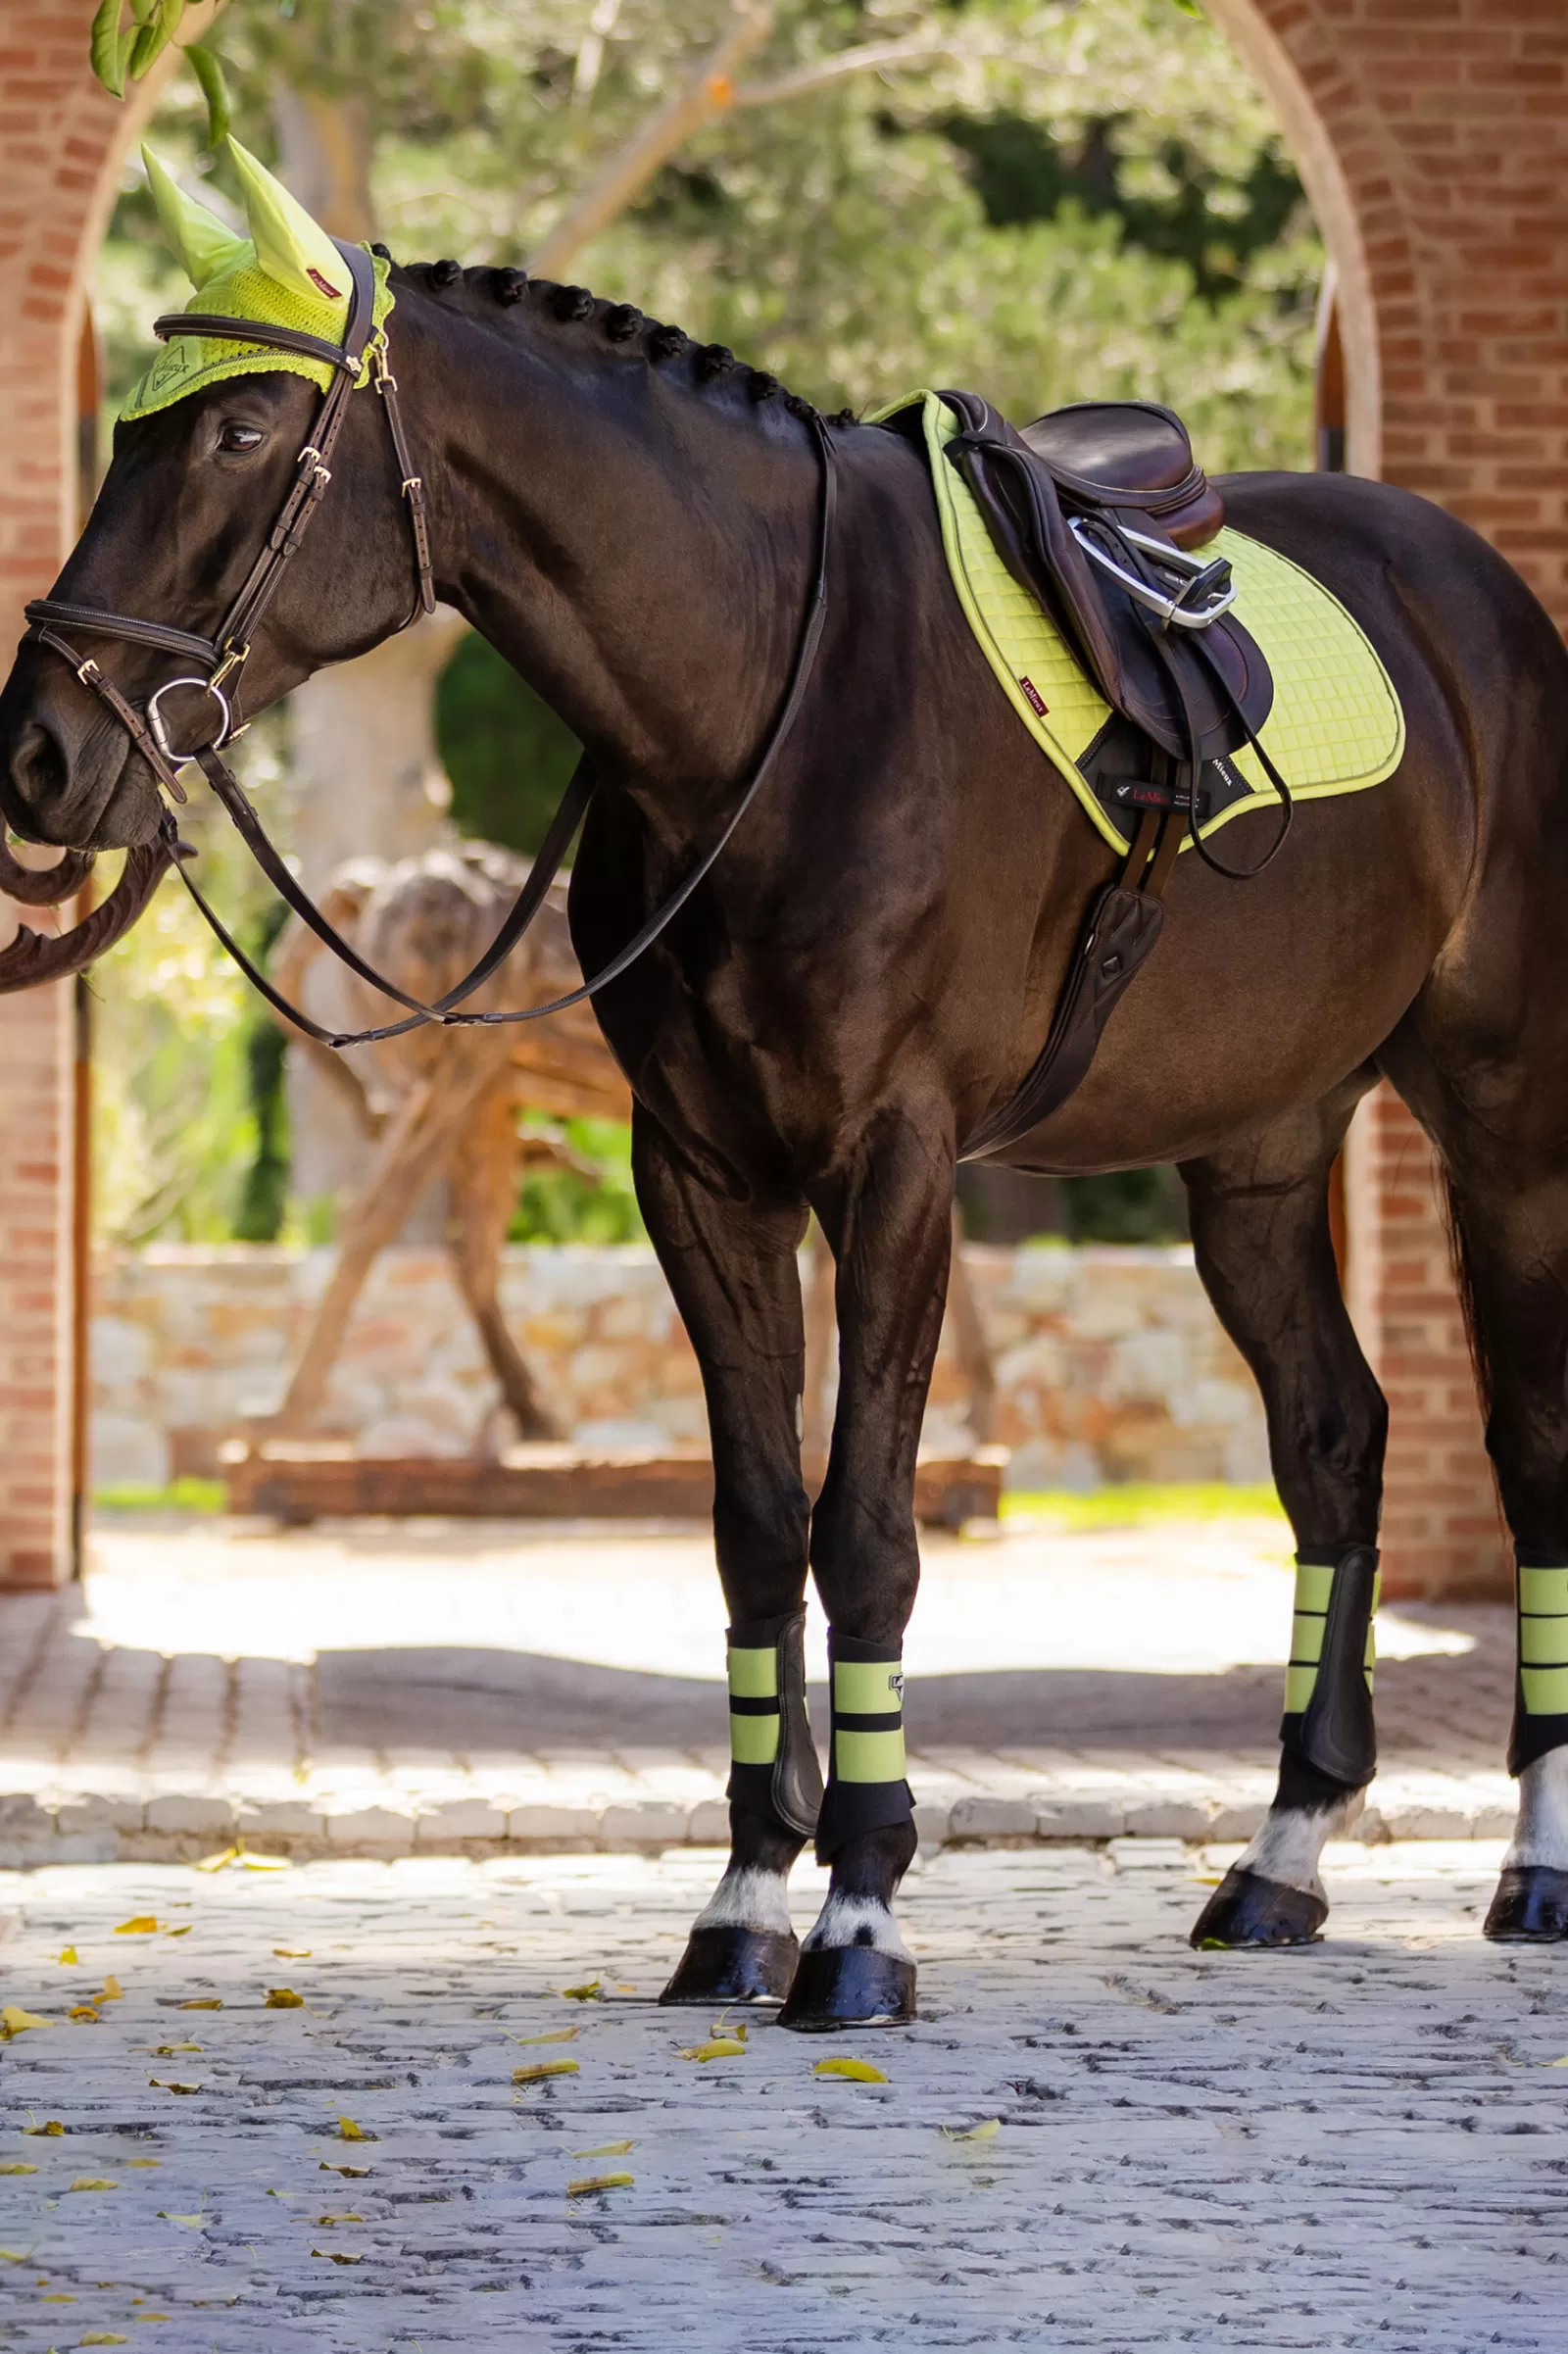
xmin=9 ymin=719 xmax=69 ymax=815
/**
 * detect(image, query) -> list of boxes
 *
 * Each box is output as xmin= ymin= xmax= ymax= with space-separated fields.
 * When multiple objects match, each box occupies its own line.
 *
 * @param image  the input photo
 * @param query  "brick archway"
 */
xmin=1 ymin=0 xmax=1563 ymax=1588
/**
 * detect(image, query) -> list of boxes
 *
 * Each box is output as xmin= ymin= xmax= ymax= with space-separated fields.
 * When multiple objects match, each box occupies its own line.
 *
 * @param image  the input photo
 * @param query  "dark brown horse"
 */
xmin=5 ymin=253 xmax=1567 ymax=2026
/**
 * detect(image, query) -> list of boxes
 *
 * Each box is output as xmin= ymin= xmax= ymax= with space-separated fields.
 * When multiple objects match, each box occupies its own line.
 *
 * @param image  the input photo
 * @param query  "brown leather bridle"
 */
xmin=21 ymin=241 xmax=836 ymax=1048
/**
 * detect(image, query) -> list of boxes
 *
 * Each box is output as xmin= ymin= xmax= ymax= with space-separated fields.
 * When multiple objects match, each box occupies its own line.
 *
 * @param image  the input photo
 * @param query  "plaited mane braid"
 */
xmin=402 ymin=246 xmax=858 ymax=426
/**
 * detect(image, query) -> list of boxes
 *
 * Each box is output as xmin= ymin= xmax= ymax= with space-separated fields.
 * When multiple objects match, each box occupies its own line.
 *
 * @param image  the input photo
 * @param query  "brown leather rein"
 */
xmin=23 ymin=243 xmax=837 ymax=1049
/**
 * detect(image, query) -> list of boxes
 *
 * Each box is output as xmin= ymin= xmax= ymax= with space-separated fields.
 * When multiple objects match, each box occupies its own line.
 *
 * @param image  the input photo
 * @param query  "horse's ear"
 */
xmin=142 ymin=146 xmax=246 ymax=288
xmin=226 ymin=135 xmax=350 ymax=306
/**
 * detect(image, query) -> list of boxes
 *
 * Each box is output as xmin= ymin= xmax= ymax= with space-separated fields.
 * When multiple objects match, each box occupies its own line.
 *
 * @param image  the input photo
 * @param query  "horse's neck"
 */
xmin=405 ymin=295 xmax=818 ymax=801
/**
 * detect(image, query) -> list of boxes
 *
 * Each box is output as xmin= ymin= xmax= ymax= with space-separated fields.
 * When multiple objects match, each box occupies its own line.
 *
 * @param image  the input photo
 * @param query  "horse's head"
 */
xmin=0 ymin=142 xmax=426 ymax=853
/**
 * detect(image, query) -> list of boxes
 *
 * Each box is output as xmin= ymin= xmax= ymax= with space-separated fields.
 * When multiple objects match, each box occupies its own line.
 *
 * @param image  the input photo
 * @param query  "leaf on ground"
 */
xmin=67 ymin=2177 xmax=118 ymax=2191
xmin=1541 ymin=2055 xmax=1568 ymax=2068
xmin=0 ymin=2248 xmax=29 ymax=2262
xmin=679 ymin=2038 xmax=747 ymax=2063
xmin=513 ymin=2061 xmax=578 ymax=2085
xmin=240 ymin=1854 xmax=291 ymax=1872
xmin=312 ymin=2248 xmax=363 ymax=2265
xmin=319 ymin=2163 xmax=370 ymax=2178
xmin=1 ymin=2008 xmax=54 ymax=2035
xmin=194 ymin=1848 xmax=238 ymax=1875
xmin=941 ymin=2117 xmax=1001 ymax=2141
xmin=179 ymin=2000 xmax=221 ymax=2011
xmin=573 ymin=2140 xmax=634 ymax=2158
xmin=113 ymin=1918 xmax=162 ymax=1936
xmin=157 ymin=2211 xmax=204 ymax=2229
xmin=56 ymin=1948 xmax=78 ymax=1966
xmin=80 ymin=2334 xmax=128 ymax=2345
xmin=560 ymin=1981 xmax=602 ymax=2001
xmin=23 ymin=2120 xmax=66 ymax=2135
xmin=137 ymin=2314 xmax=172 ymax=2322
xmin=272 ymin=1948 xmax=311 ymax=1961
xmin=151 ymin=2045 xmax=201 ymax=2057
xmin=68 ymin=2007 xmax=101 ymax=2024
xmin=148 ymin=2080 xmax=202 ymax=2095
xmin=264 ymin=1989 xmax=304 ymax=2010
xmin=811 ymin=2057 xmax=888 ymax=2084
xmin=567 ymin=2173 xmax=633 ymax=2195
xmin=0 ymin=2163 xmax=38 ymax=2175
xmin=1198 ymin=1937 xmax=1231 ymax=1951
xmin=317 ymin=2213 xmax=364 ymax=2226
xmin=165 ymin=1925 xmax=193 ymax=1938
xmin=99 ymin=1979 xmax=123 ymax=2003
xmin=508 ymin=2027 xmax=576 ymax=2046
xmin=335 ymin=2118 xmax=372 ymax=2141
xmin=124 ymin=2160 xmax=161 ymax=2169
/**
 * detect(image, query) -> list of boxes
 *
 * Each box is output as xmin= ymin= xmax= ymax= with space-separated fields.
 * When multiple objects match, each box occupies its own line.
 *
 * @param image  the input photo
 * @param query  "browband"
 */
xmin=151 ymin=314 xmax=365 ymax=373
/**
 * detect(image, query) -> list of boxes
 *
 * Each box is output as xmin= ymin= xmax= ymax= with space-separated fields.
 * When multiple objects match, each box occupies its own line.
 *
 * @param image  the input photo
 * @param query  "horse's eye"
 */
xmin=217 ymin=421 xmax=265 ymax=454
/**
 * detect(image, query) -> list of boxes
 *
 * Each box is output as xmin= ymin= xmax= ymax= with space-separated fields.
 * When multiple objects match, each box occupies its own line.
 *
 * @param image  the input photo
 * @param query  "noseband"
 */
xmin=22 ymin=244 xmax=836 ymax=1048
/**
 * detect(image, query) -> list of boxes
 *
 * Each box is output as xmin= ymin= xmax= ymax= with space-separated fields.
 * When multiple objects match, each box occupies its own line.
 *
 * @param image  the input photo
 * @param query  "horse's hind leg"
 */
xmin=1180 ymin=1081 xmax=1388 ymax=1948
xmin=1432 ymin=1151 xmax=1568 ymax=1939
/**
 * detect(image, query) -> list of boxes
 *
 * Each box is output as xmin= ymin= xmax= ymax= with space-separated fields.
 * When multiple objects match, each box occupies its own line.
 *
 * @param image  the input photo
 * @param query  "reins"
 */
xmin=24 ymin=245 xmax=837 ymax=1049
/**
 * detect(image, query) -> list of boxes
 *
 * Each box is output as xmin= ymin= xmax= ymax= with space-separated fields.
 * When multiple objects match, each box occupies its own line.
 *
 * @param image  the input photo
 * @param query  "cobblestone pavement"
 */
xmin=0 ymin=1516 xmax=1519 ymax=1862
xmin=0 ymin=1842 xmax=1563 ymax=2351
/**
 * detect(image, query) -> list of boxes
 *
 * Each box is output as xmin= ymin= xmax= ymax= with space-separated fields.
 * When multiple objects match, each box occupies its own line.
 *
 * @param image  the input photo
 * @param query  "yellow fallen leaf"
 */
xmin=941 ymin=2117 xmax=1001 ymax=2141
xmin=1541 ymin=2054 xmax=1568 ymax=2068
xmin=81 ymin=2335 xmax=128 ymax=2345
xmin=56 ymin=1948 xmax=77 ymax=1967
xmin=0 ymin=2248 xmax=29 ymax=2261
xmin=319 ymin=2163 xmax=370 ymax=2178
xmin=137 ymin=2315 xmax=172 ymax=2322
xmin=157 ymin=2211 xmax=204 ymax=2228
xmin=23 ymin=2120 xmax=66 ymax=2135
xmin=264 ymin=1989 xmax=304 ymax=2009
xmin=148 ymin=2080 xmax=201 ymax=2095
xmin=334 ymin=2118 xmax=372 ymax=2142
xmin=273 ymin=1948 xmax=312 ymax=1961
xmin=166 ymin=1925 xmax=193 ymax=1938
xmin=151 ymin=2044 xmax=202 ymax=2057
xmin=67 ymin=2177 xmax=118 ymax=2191
xmin=179 ymin=2000 xmax=221 ymax=2012
xmin=1 ymin=2007 xmax=54 ymax=2035
xmin=679 ymin=2038 xmax=747 ymax=2063
xmin=0 ymin=2163 xmax=37 ymax=2175
xmin=68 ymin=2007 xmax=100 ymax=2024
xmin=240 ymin=1853 xmax=290 ymax=1872
xmin=512 ymin=2061 xmax=578 ymax=2085
xmin=508 ymin=2027 xmax=576 ymax=2046
xmin=561 ymin=1981 xmax=602 ymax=2001
xmin=317 ymin=2213 xmax=364 ymax=2226
xmin=567 ymin=2173 xmax=633 ymax=2196
xmin=125 ymin=2160 xmax=161 ymax=2169
xmin=573 ymin=2140 xmax=634 ymax=2158
xmin=114 ymin=1919 xmax=162 ymax=1936
xmin=99 ymin=1979 xmax=123 ymax=2004
xmin=194 ymin=1848 xmax=238 ymax=1875
xmin=42 ymin=2292 xmax=74 ymax=2300
xmin=812 ymin=2057 xmax=888 ymax=2084
xmin=312 ymin=2248 xmax=363 ymax=2265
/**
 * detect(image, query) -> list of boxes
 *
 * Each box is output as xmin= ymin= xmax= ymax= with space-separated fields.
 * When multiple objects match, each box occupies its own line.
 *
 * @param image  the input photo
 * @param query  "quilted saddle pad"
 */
xmin=882 ymin=390 xmax=1406 ymax=856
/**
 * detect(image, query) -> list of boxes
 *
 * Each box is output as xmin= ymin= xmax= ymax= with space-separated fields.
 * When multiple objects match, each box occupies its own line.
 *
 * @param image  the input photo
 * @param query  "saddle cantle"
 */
xmin=939 ymin=390 xmax=1274 ymax=769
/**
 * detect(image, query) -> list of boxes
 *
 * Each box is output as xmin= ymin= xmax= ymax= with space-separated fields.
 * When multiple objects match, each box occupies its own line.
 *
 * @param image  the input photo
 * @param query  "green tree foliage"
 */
xmin=434 ymin=635 xmax=582 ymax=858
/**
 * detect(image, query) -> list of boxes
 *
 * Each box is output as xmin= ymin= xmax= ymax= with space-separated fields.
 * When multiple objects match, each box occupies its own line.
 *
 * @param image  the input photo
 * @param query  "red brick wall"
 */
xmin=0 ymin=8 xmax=169 ymax=1585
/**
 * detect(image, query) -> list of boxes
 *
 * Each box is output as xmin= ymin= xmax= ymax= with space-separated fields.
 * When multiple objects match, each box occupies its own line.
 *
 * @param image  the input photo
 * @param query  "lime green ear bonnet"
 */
xmin=122 ymin=138 xmax=393 ymax=423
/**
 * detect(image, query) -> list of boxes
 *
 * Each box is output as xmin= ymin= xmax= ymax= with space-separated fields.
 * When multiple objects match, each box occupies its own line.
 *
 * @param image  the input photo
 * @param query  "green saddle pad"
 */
xmin=885 ymin=390 xmax=1405 ymax=855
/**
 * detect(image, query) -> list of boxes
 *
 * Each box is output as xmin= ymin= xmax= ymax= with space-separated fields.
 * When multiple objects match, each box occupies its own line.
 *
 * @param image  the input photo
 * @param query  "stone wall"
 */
xmin=89 ymin=1243 xmax=1269 ymax=1496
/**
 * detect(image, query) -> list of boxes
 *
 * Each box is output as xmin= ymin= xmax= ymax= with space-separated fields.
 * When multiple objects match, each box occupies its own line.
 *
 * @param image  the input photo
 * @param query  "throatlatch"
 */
xmin=1508 ymin=1552 xmax=1568 ymax=1776
xmin=1282 ymin=1545 xmax=1379 ymax=1788
xmin=726 ymin=1612 xmax=822 ymax=1839
xmin=815 ymin=1635 xmax=912 ymax=1863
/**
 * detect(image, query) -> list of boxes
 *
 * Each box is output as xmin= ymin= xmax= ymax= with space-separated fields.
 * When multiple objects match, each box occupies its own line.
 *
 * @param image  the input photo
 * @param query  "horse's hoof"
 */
xmin=1189 ymin=1866 xmax=1327 ymax=1949
xmin=775 ymin=1943 xmax=915 ymax=2031
xmin=658 ymin=1926 xmax=800 ymax=2006
xmin=1484 ymin=1865 xmax=1568 ymax=1941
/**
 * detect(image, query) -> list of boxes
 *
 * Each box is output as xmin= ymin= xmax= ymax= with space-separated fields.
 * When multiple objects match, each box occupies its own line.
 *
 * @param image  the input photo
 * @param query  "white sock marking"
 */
xmin=801 ymin=1890 xmax=910 ymax=1960
xmin=692 ymin=1864 xmax=793 ymax=1937
xmin=1235 ymin=1789 xmax=1365 ymax=1898
xmin=1504 ymin=1748 xmax=1568 ymax=1871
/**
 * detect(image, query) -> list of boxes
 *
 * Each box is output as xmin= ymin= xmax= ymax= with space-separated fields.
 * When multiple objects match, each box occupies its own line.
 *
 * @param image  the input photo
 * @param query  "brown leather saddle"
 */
xmin=940 ymin=391 xmax=1273 ymax=770
xmin=911 ymin=393 xmax=1294 ymax=1161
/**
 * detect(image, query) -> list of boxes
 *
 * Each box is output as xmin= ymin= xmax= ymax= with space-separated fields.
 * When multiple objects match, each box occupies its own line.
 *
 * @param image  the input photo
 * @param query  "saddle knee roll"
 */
xmin=813 ymin=1633 xmax=913 ymax=1864
xmin=1509 ymin=1552 xmax=1568 ymax=1776
xmin=1282 ymin=1545 xmax=1379 ymax=1789
xmin=726 ymin=1610 xmax=823 ymax=1839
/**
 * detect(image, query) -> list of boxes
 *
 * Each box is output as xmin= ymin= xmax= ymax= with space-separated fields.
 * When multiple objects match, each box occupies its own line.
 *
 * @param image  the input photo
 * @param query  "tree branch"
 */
xmin=732 ymin=32 xmax=956 ymax=111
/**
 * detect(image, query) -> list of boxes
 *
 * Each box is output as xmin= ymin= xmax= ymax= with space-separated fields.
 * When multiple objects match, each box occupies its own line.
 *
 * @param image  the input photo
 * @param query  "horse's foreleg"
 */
xmin=777 ymin=1109 xmax=954 ymax=2031
xmin=631 ymin=1110 xmax=816 ymax=2007
xmin=1180 ymin=1089 xmax=1387 ymax=1949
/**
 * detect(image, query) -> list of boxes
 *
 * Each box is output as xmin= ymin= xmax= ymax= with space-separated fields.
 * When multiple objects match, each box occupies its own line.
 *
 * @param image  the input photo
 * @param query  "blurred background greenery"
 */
xmin=86 ymin=0 xmax=1319 ymax=1252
